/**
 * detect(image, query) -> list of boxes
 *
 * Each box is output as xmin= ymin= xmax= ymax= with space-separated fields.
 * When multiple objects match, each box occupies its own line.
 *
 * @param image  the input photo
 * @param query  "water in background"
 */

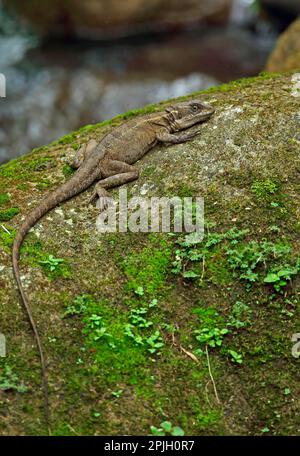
xmin=0 ymin=1 xmax=277 ymax=164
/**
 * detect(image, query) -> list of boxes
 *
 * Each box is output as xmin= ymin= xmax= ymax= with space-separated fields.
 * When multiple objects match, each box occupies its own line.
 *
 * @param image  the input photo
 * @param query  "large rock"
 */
xmin=3 ymin=0 xmax=232 ymax=37
xmin=0 ymin=72 xmax=300 ymax=436
xmin=266 ymin=17 xmax=300 ymax=72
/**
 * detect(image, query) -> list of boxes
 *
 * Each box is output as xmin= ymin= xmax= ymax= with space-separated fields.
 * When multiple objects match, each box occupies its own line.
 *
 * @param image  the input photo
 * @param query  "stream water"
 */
xmin=0 ymin=1 xmax=277 ymax=164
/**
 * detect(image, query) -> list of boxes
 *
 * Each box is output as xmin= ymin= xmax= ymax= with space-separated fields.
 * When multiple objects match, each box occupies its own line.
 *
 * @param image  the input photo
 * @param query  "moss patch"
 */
xmin=0 ymin=207 xmax=20 ymax=221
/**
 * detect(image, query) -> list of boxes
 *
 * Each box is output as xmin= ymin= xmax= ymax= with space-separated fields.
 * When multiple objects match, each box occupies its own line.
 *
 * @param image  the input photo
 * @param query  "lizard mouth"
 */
xmin=166 ymin=100 xmax=215 ymax=131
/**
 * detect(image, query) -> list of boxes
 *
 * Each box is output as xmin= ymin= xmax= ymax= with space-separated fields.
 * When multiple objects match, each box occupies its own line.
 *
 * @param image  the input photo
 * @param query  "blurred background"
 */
xmin=0 ymin=0 xmax=299 ymax=164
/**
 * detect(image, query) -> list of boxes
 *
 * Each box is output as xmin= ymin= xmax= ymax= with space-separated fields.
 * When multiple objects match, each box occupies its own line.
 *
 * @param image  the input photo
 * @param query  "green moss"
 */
xmin=194 ymin=409 xmax=223 ymax=430
xmin=0 ymin=158 xmax=24 ymax=178
xmin=122 ymin=237 xmax=171 ymax=296
xmin=141 ymin=165 xmax=156 ymax=177
xmin=51 ymin=423 xmax=77 ymax=436
xmin=36 ymin=179 xmax=51 ymax=190
xmin=0 ymin=226 xmax=16 ymax=250
xmin=0 ymin=193 xmax=10 ymax=206
xmin=0 ymin=207 xmax=19 ymax=221
xmin=63 ymin=295 xmax=154 ymax=388
xmin=62 ymin=164 xmax=75 ymax=178
xmin=178 ymin=71 xmax=283 ymax=101
xmin=0 ymin=156 xmax=54 ymax=181
xmin=251 ymin=179 xmax=279 ymax=198
xmin=176 ymin=184 xmax=196 ymax=198
xmin=16 ymin=183 xmax=29 ymax=191
xmin=26 ymin=157 xmax=53 ymax=171
xmin=21 ymin=240 xmax=71 ymax=280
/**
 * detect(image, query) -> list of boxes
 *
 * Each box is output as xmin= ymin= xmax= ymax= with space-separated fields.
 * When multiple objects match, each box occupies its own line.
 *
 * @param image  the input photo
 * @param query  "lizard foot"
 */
xmin=87 ymin=186 xmax=109 ymax=205
xmin=88 ymin=187 xmax=113 ymax=212
xmin=96 ymin=196 xmax=114 ymax=212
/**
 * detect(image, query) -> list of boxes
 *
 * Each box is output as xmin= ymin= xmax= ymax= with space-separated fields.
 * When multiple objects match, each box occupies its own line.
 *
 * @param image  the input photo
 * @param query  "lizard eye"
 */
xmin=191 ymin=105 xmax=199 ymax=112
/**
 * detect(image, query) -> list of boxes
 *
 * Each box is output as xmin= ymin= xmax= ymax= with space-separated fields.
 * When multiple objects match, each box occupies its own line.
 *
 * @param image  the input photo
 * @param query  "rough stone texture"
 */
xmin=0 ymin=72 xmax=300 ymax=436
xmin=266 ymin=18 xmax=300 ymax=72
xmin=4 ymin=0 xmax=232 ymax=37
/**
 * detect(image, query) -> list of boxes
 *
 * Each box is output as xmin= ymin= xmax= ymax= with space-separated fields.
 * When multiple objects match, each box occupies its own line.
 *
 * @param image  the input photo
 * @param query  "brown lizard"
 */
xmin=12 ymin=99 xmax=215 ymax=429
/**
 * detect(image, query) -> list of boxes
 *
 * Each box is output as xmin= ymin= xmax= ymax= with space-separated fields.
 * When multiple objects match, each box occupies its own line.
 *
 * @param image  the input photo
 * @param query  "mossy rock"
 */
xmin=0 ymin=72 xmax=300 ymax=436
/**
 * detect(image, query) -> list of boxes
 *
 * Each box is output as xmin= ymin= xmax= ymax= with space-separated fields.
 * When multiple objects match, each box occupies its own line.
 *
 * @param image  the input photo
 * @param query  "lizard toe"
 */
xmin=96 ymin=196 xmax=114 ymax=212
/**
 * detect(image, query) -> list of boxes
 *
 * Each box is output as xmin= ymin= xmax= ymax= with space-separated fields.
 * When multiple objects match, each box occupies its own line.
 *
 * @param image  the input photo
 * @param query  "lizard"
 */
xmin=12 ymin=99 xmax=215 ymax=429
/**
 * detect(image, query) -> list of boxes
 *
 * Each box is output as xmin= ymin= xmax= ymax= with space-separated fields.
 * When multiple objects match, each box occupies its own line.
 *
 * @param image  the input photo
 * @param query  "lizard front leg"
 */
xmin=157 ymin=129 xmax=201 ymax=145
xmin=89 ymin=159 xmax=139 ymax=210
xmin=71 ymin=139 xmax=98 ymax=169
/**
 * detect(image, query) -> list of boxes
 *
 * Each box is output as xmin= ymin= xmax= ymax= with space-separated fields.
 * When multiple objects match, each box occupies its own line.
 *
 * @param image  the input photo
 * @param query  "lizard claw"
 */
xmin=96 ymin=196 xmax=114 ymax=212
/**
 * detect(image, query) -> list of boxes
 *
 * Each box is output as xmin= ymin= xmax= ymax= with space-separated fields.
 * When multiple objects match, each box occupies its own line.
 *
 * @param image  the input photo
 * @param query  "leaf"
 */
xmin=134 ymin=286 xmax=144 ymax=296
xmin=161 ymin=421 xmax=172 ymax=433
xmin=172 ymin=426 xmax=185 ymax=436
xmin=150 ymin=426 xmax=165 ymax=436
xmin=277 ymin=269 xmax=295 ymax=278
xmin=264 ymin=273 xmax=279 ymax=283
xmin=183 ymin=270 xmax=199 ymax=279
xmin=180 ymin=346 xmax=199 ymax=363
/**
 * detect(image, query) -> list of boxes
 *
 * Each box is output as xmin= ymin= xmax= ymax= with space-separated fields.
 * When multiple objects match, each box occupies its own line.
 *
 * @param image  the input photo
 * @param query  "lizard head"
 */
xmin=165 ymin=100 xmax=215 ymax=131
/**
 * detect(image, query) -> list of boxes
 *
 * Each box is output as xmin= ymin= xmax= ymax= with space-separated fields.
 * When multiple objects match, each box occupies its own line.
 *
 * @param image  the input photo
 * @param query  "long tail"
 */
xmin=12 ymin=167 xmax=100 ymax=430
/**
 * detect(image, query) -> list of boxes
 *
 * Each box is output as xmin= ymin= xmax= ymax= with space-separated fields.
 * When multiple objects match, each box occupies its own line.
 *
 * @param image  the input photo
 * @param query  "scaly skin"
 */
xmin=12 ymin=99 xmax=215 ymax=430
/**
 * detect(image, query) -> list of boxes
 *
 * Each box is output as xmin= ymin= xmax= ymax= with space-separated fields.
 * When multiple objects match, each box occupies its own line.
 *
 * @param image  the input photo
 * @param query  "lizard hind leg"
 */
xmin=88 ymin=159 xmax=139 ymax=211
xmin=88 ymin=186 xmax=113 ymax=212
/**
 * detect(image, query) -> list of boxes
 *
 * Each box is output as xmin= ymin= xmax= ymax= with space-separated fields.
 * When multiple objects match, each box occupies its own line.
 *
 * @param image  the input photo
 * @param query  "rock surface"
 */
xmin=266 ymin=17 xmax=300 ymax=72
xmin=4 ymin=0 xmax=232 ymax=38
xmin=0 ymin=72 xmax=300 ymax=436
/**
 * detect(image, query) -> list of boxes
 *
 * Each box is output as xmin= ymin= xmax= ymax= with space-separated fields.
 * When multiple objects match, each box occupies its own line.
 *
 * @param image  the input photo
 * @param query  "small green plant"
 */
xmin=124 ymin=299 xmax=164 ymax=354
xmin=134 ymin=286 xmax=145 ymax=296
xmin=146 ymin=331 xmax=164 ymax=354
xmin=228 ymin=350 xmax=243 ymax=364
xmin=129 ymin=308 xmax=153 ymax=329
xmin=264 ymin=263 xmax=300 ymax=292
xmin=227 ymin=301 xmax=252 ymax=329
xmin=172 ymin=224 xmax=300 ymax=294
xmin=63 ymin=294 xmax=91 ymax=317
xmin=172 ymin=227 xmax=248 ymax=279
xmin=150 ymin=421 xmax=184 ymax=436
xmin=39 ymin=254 xmax=64 ymax=272
xmin=111 ymin=389 xmax=123 ymax=398
xmin=194 ymin=327 xmax=229 ymax=348
xmin=38 ymin=253 xmax=70 ymax=279
xmin=84 ymin=314 xmax=112 ymax=342
xmin=0 ymin=366 xmax=27 ymax=393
